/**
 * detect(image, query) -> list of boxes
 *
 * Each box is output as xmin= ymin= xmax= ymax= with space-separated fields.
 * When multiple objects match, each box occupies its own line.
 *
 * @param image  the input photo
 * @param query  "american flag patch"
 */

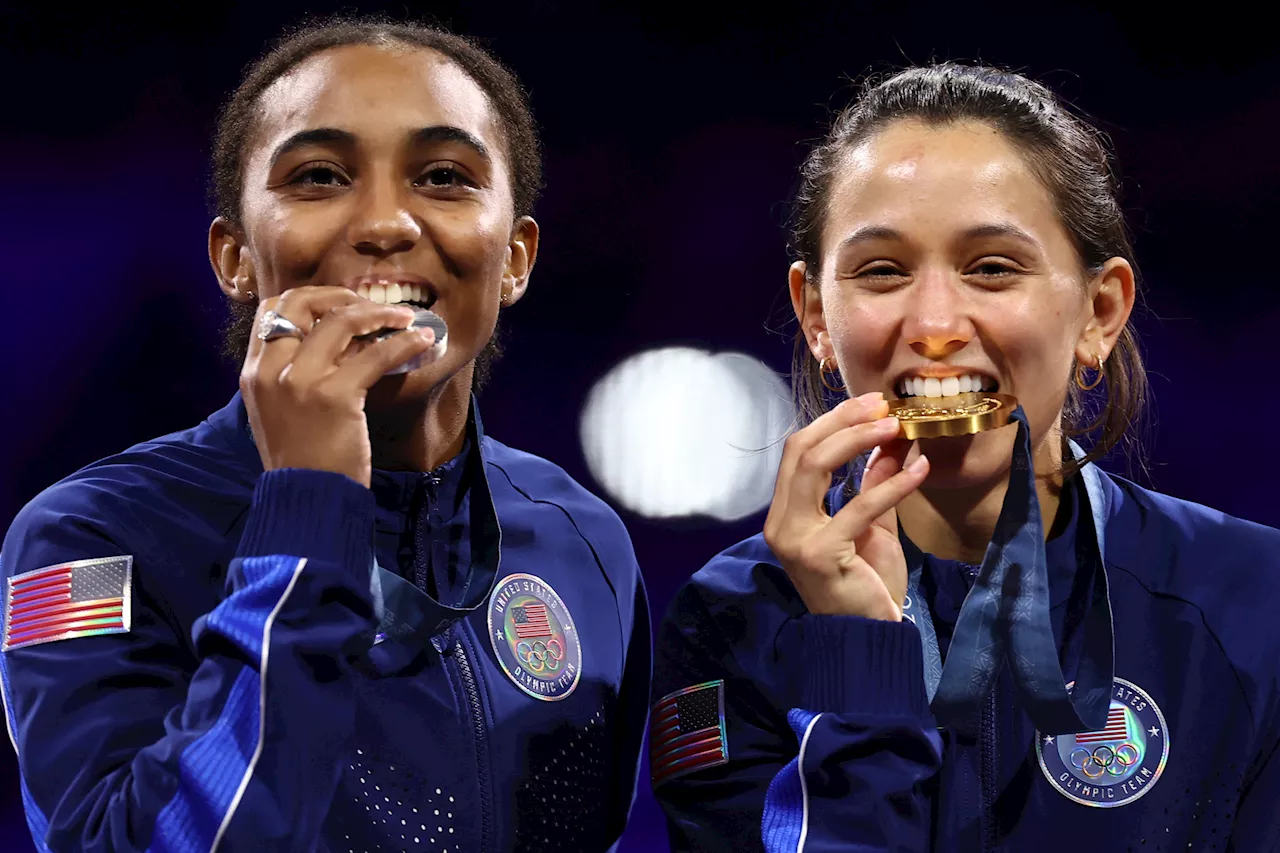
xmin=650 ymin=680 xmax=728 ymax=787
xmin=1075 ymin=705 xmax=1130 ymax=745
xmin=3 ymin=557 xmax=132 ymax=652
xmin=511 ymin=602 xmax=552 ymax=639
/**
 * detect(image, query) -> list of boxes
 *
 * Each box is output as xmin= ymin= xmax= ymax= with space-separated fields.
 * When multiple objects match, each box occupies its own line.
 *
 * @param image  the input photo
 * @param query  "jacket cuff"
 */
xmin=800 ymin=614 xmax=932 ymax=721
xmin=237 ymin=469 xmax=375 ymax=577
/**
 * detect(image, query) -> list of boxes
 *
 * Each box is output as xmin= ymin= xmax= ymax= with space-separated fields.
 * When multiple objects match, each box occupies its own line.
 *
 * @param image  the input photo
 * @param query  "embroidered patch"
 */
xmin=487 ymin=573 xmax=581 ymax=701
xmin=1036 ymin=677 xmax=1170 ymax=808
xmin=650 ymin=680 xmax=729 ymax=787
xmin=3 ymin=557 xmax=133 ymax=652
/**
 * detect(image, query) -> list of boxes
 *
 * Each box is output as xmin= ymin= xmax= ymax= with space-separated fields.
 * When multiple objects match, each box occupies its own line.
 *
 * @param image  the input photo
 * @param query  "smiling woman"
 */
xmin=651 ymin=64 xmax=1280 ymax=852
xmin=0 ymin=16 xmax=649 ymax=853
xmin=210 ymin=22 xmax=543 ymax=412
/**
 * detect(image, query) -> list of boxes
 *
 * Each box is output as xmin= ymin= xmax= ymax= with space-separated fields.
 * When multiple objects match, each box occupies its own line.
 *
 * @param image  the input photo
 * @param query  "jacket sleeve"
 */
xmin=652 ymin=580 xmax=943 ymax=853
xmin=604 ymin=567 xmax=652 ymax=852
xmin=0 ymin=469 xmax=379 ymax=853
xmin=1229 ymin=721 xmax=1280 ymax=849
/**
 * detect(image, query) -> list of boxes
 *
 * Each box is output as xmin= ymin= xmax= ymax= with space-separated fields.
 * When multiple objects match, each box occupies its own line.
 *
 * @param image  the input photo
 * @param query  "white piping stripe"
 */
xmin=796 ymin=712 xmax=822 ymax=853
xmin=0 ymin=566 xmax=25 ymax=754
xmin=0 ymin=666 xmax=20 ymax=759
xmin=209 ymin=557 xmax=309 ymax=853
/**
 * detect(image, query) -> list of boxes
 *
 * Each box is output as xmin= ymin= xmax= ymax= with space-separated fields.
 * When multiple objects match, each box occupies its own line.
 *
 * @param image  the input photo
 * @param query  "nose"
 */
xmin=349 ymin=176 xmax=421 ymax=258
xmin=902 ymin=269 xmax=975 ymax=359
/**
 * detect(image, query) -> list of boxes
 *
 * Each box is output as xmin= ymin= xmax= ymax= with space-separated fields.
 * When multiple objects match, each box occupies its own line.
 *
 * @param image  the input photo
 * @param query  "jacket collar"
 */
xmin=209 ymin=392 xmax=503 ymax=663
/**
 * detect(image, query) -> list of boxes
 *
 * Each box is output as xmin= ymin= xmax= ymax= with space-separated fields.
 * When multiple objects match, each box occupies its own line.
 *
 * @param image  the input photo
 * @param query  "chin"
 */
xmin=914 ymin=424 xmax=1019 ymax=490
xmin=366 ymin=357 xmax=466 ymax=409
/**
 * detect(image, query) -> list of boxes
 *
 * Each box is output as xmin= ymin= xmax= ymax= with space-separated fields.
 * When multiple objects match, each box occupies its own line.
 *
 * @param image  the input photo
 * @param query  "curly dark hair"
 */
xmin=211 ymin=15 xmax=543 ymax=391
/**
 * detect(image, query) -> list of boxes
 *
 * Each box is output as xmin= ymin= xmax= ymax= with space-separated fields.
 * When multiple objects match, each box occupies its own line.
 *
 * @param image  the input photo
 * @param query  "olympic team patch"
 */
xmin=1036 ymin=677 xmax=1170 ymax=808
xmin=487 ymin=573 xmax=581 ymax=701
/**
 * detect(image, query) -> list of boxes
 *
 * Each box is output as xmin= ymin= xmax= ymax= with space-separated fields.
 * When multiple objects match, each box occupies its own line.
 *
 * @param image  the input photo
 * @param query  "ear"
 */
xmin=209 ymin=217 xmax=257 ymax=304
xmin=789 ymin=260 xmax=830 ymax=361
xmin=1075 ymin=256 xmax=1135 ymax=366
xmin=499 ymin=216 xmax=540 ymax=307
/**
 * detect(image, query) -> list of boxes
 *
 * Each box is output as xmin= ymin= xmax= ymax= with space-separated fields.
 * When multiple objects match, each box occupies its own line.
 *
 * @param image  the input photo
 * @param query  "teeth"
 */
xmin=358 ymin=282 xmax=427 ymax=305
xmin=898 ymin=373 xmax=994 ymax=398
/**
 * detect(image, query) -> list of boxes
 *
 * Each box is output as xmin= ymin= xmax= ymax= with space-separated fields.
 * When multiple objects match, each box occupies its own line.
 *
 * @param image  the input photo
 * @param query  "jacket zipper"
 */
xmin=417 ymin=472 xmax=443 ymax=592
xmin=420 ymin=469 xmax=491 ymax=851
xmin=454 ymin=631 xmax=492 ymax=853
xmin=979 ymin=686 xmax=998 ymax=851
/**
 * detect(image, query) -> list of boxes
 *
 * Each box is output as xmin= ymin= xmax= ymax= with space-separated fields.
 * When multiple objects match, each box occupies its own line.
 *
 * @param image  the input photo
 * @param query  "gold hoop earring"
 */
xmin=1075 ymin=351 xmax=1105 ymax=391
xmin=820 ymin=356 xmax=845 ymax=393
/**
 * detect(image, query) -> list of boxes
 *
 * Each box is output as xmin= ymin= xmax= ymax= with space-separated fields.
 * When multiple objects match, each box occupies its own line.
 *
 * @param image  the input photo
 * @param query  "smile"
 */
xmin=896 ymin=373 xmax=998 ymax=398
xmin=344 ymin=274 xmax=439 ymax=309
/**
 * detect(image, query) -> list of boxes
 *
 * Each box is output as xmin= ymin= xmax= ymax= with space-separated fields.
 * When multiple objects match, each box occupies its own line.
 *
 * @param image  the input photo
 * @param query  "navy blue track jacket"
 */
xmin=652 ymin=465 xmax=1280 ymax=851
xmin=0 ymin=393 xmax=650 ymax=853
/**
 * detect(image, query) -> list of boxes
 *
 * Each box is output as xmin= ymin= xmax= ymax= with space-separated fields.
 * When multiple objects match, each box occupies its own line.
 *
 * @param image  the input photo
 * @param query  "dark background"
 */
xmin=2 ymin=2 xmax=1278 ymax=850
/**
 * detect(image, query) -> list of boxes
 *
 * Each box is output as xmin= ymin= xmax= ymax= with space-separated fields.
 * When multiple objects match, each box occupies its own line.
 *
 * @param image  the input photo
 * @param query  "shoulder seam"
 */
xmin=1107 ymin=561 xmax=1259 ymax=732
xmin=485 ymin=457 xmax=624 ymax=610
xmin=684 ymin=571 xmax=783 ymax=696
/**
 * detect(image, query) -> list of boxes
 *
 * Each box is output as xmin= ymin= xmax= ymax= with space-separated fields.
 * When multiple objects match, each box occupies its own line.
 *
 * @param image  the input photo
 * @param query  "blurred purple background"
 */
xmin=2 ymin=2 xmax=1278 ymax=850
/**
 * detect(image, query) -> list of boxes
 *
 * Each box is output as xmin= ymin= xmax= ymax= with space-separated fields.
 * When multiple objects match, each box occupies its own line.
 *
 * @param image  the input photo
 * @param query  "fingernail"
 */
xmin=907 ymin=455 xmax=929 ymax=475
xmin=857 ymin=391 xmax=885 ymax=403
xmin=878 ymin=416 xmax=899 ymax=431
xmin=863 ymin=446 xmax=882 ymax=473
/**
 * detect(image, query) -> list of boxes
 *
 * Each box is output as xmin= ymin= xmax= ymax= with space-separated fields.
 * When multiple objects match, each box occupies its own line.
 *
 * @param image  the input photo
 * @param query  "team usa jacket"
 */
xmin=0 ymin=393 xmax=650 ymax=853
xmin=651 ymin=464 xmax=1280 ymax=851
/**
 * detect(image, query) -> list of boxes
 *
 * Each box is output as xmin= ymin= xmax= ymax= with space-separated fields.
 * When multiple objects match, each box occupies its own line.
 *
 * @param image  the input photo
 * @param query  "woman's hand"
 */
xmin=240 ymin=286 xmax=435 ymax=488
xmin=763 ymin=391 xmax=930 ymax=620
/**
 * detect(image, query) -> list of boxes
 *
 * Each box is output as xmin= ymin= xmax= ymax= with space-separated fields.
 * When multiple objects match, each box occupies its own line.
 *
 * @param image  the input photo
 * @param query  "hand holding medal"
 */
xmin=762 ymin=391 xmax=930 ymax=621
xmin=242 ymin=286 xmax=443 ymax=488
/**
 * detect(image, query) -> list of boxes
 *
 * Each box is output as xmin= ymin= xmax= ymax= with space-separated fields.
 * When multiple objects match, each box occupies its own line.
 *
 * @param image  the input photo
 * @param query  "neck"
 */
xmin=367 ymin=368 xmax=474 ymax=473
xmin=897 ymin=424 xmax=1066 ymax=563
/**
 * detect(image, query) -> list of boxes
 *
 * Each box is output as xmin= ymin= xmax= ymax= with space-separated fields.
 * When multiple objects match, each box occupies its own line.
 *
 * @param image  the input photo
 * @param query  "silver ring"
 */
xmin=256 ymin=310 xmax=305 ymax=343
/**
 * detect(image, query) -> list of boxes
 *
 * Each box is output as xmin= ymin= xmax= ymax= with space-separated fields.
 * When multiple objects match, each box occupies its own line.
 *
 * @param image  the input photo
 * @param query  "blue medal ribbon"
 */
xmin=360 ymin=396 xmax=504 ymax=675
xmin=899 ymin=405 xmax=1113 ymax=736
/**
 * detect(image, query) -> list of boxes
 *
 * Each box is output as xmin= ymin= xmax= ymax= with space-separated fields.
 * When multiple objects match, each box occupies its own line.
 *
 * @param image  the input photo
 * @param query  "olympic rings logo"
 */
xmin=1069 ymin=743 xmax=1141 ymax=779
xmin=516 ymin=639 xmax=564 ymax=674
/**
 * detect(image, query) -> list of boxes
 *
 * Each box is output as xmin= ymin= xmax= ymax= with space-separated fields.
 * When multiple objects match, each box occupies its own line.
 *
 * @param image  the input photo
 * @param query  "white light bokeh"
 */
xmin=579 ymin=347 xmax=794 ymax=521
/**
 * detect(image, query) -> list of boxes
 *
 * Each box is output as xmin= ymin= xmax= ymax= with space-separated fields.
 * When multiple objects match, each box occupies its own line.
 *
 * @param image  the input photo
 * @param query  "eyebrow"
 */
xmin=269 ymin=125 xmax=491 ymax=170
xmin=410 ymin=126 xmax=490 ymax=162
xmin=835 ymin=222 xmax=1043 ymax=252
xmin=269 ymin=128 xmax=356 ymax=170
xmin=835 ymin=225 xmax=904 ymax=252
xmin=959 ymin=222 xmax=1043 ymax=249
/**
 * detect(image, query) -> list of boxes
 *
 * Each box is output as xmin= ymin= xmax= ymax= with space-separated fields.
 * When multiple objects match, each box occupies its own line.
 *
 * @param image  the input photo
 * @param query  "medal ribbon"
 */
xmin=362 ymin=397 xmax=504 ymax=675
xmin=900 ymin=405 xmax=1113 ymax=736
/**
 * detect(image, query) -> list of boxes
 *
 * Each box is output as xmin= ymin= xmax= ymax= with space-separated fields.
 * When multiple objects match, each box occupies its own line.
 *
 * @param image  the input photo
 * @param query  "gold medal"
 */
xmin=887 ymin=391 xmax=1017 ymax=440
